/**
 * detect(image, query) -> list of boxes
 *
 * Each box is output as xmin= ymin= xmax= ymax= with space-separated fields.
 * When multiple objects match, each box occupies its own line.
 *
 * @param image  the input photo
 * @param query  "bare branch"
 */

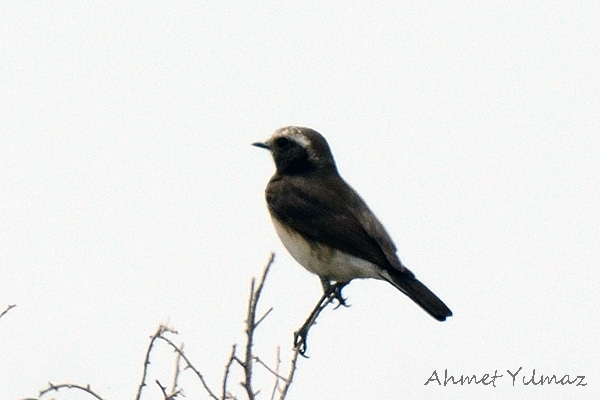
xmin=240 ymin=253 xmax=275 ymax=400
xmin=278 ymin=346 xmax=301 ymax=400
xmin=134 ymin=325 xmax=177 ymax=400
xmin=255 ymin=307 xmax=274 ymax=328
xmin=157 ymin=379 xmax=168 ymax=399
xmin=156 ymin=379 xmax=182 ymax=400
xmin=269 ymin=347 xmax=281 ymax=400
xmin=222 ymin=344 xmax=237 ymax=399
xmin=158 ymin=333 xmax=219 ymax=399
xmin=0 ymin=304 xmax=16 ymax=321
xmin=38 ymin=382 xmax=105 ymax=400
xmin=171 ymin=342 xmax=183 ymax=395
xmin=25 ymin=253 xmax=309 ymax=400
xmin=242 ymin=277 xmax=257 ymax=399
xmin=254 ymin=355 xmax=287 ymax=382
xmin=254 ymin=253 xmax=274 ymax=308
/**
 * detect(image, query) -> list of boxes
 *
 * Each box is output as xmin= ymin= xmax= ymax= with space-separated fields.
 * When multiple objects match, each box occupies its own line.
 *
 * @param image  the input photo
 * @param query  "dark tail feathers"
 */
xmin=384 ymin=270 xmax=452 ymax=321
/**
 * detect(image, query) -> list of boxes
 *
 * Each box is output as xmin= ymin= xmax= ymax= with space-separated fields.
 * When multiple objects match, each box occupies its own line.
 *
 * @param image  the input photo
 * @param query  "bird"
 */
xmin=253 ymin=126 xmax=452 ymax=321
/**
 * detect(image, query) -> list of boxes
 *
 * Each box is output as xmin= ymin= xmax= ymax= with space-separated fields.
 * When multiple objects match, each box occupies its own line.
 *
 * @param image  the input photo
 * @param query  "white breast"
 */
xmin=271 ymin=217 xmax=383 ymax=282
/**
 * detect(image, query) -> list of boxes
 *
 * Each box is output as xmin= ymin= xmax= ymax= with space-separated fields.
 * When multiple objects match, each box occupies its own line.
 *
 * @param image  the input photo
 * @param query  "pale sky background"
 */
xmin=1 ymin=2 xmax=599 ymax=400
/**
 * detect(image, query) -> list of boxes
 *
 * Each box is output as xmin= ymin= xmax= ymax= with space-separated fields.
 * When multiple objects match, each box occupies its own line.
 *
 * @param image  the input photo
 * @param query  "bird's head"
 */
xmin=253 ymin=126 xmax=337 ymax=175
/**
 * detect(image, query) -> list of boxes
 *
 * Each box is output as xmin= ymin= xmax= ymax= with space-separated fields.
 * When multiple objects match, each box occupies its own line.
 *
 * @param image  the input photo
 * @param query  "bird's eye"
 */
xmin=274 ymin=137 xmax=291 ymax=149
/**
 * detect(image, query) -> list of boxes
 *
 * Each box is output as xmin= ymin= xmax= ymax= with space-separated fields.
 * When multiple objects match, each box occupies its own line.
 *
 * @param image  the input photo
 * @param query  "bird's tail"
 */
xmin=382 ymin=269 xmax=452 ymax=321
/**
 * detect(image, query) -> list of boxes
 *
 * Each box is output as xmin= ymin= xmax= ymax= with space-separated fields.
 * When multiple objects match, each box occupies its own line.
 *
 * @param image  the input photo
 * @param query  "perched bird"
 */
xmin=253 ymin=126 xmax=452 ymax=321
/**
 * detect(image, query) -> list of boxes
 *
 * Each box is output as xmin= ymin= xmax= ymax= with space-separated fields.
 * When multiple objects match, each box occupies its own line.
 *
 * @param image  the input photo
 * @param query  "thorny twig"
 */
xmin=158 ymin=333 xmax=219 ymax=399
xmin=134 ymin=325 xmax=179 ymax=400
xmin=171 ymin=342 xmax=183 ymax=395
xmin=237 ymin=252 xmax=314 ymax=400
xmin=222 ymin=344 xmax=238 ymax=399
xmin=37 ymin=382 xmax=105 ymax=400
xmin=269 ymin=347 xmax=281 ymax=400
xmin=240 ymin=252 xmax=275 ymax=400
xmin=156 ymin=379 xmax=181 ymax=400
xmin=254 ymin=355 xmax=287 ymax=382
xmin=25 ymin=253 xmax=314 ymax=400
xmin=278 ymin=345 xmax=301 ymax=400
xmin=0 ymin=304 xmax=16 ymax=321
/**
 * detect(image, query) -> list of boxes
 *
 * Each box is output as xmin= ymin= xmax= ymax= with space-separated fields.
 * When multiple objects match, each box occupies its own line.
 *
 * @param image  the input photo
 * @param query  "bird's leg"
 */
xmin=294 ymin=290 xmax=330 ymax=356
xmin=294 ymin=280 xmax=350 ymax=356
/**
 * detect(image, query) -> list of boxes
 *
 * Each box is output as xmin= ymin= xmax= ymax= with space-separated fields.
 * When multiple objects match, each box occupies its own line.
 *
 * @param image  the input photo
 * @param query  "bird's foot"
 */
xmin=320 ymin=279 xmax=350 ymax=308
xmin=293 ymin=326 xmax=310 ymax=357
xmin=330 ymin=282 xmax=350 ymax=309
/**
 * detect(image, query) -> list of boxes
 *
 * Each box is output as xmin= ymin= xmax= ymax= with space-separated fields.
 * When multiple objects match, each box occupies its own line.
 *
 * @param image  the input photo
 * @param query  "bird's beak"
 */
xmin=252 ymin=140 xmax=270 ymax=150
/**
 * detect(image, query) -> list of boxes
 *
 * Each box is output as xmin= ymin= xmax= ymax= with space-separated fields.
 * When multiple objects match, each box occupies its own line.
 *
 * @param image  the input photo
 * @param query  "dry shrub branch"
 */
xmin=21 ymin=253 xmax=336 ymax=400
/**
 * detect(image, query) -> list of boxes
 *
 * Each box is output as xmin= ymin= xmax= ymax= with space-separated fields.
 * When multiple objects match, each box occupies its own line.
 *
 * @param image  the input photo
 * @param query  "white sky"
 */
xmin=1 ymin=2 xmax=598 ymax=400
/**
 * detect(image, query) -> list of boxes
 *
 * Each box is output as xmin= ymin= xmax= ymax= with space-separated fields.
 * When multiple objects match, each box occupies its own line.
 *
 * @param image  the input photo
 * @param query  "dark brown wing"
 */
xmin=266 ymin=171 xmax=412 ymax=277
